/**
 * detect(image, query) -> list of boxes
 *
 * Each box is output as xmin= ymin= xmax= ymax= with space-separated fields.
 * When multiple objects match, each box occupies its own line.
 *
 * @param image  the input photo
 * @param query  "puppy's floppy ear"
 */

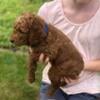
xmin=41 ymin=31 xmax=48 ymax=39
xmin=41 ymin=23 xmax=49 ymax=39
xmin=15 ymin=13 xmax=34 ymax=34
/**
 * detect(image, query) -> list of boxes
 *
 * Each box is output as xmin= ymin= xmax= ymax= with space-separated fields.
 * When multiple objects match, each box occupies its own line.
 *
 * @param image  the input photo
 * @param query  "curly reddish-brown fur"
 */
xmin=10 ymin=12 xmax=84 ymax=96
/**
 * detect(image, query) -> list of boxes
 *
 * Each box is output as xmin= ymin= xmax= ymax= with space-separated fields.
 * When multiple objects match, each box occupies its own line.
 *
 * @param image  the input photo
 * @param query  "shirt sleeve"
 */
xmin=37 ymin=3 xmax=49 ymax=23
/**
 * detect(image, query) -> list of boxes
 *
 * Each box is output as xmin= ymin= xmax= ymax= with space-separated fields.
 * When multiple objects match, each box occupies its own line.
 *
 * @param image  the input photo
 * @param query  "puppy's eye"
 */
xmin=14 ymin=28 xmax=28 ymax=34
xmin=14 ymin=24 xmax=29 ymax=34
xmin=18 ymin=29 xmax=28 ymax=34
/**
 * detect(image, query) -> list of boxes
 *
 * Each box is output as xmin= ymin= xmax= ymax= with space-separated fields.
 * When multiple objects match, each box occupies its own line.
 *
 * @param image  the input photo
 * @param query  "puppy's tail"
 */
xmin=47 ymin=85 xmax=58 ymax=96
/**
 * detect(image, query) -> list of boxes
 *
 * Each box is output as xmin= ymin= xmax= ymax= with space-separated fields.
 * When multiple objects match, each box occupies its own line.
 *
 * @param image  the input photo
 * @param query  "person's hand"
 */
xmin=39 ymin=53 xmax=50 ymax=65
xmin=61 ymin=77 xmax=79 ymax=85
xmin=39 ymin=53 xmax=79 ymax=85
xmin=65 ymin=77 xmax=79 ymax=84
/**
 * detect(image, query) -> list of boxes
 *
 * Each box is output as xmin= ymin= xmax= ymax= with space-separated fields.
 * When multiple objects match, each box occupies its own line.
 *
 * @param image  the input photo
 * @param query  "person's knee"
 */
xmin=39 ymin=82 xmax=55 ymax=100
xmin=68 ymin=93 xmax=100 ymax=100
xmin=39 ymin=82 xmax=67 ymax=100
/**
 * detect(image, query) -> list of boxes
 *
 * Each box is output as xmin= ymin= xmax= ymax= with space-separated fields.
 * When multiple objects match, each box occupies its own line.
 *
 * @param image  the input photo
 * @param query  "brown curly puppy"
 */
xmin=10 ymin=12 xmax=84 ymax=96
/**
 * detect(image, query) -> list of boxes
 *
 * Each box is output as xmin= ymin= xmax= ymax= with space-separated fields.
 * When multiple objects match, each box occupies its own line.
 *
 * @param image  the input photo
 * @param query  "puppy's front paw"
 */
xmin=28 ymin=73 xmax=35 ymax=83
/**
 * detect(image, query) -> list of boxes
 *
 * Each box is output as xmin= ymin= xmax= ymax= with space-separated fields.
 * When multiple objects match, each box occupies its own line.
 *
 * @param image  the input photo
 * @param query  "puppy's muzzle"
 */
xmin=10 ymin=39 xmax=15 ymax=43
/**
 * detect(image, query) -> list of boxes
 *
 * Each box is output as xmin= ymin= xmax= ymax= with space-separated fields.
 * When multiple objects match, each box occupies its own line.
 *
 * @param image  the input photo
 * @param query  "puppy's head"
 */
xmin=10 ymin=12 xmax=36 ymax=46
xmin=11 ymin=12 xmax=48 ymax=47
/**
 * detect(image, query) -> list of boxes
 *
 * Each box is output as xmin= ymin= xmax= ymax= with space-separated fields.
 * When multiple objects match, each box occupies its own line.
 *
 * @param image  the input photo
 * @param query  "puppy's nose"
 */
xmin=10 ymin=40 xmax=14 ymax=43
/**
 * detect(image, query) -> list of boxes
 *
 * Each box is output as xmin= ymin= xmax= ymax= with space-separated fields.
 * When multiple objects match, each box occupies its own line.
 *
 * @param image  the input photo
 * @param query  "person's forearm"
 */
xmin=84 ymin=59 xmax=100 ymax=72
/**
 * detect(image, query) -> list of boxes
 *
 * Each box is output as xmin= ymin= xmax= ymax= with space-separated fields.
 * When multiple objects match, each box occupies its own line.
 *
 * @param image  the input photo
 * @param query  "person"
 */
xmin=37 ymin=0 xmax=100 ymax=100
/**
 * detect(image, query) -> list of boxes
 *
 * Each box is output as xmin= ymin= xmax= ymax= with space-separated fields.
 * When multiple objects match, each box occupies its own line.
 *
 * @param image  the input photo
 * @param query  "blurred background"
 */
xmin=0 ymin=0 xmax=49 ymax=100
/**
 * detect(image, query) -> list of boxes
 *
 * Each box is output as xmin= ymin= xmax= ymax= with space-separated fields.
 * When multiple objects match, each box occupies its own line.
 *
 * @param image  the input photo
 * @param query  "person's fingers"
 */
xmin=64 ymin=77 xmax=79 ymax=84
xmin=60 ymin=77 xmax=65 ymax=83
xmin=64 ymin=77 xmax=71 ymax=84
xmin=39 ymin=53 xmax=50 ymax=64
xmin=44 ymin=57 xmax=49 ymax=64
xmin=39 ymin=53 xmax=44 ymax=63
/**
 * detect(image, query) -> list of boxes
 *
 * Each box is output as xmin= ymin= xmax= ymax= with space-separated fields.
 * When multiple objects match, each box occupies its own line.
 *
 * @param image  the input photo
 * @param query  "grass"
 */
xmin=0 ymin=49 xmax=44 ymax=100
xmin=0 ymin=0 xmax=43 ymax=47
xmin=0 ymin=0 xmax=46 ymax=99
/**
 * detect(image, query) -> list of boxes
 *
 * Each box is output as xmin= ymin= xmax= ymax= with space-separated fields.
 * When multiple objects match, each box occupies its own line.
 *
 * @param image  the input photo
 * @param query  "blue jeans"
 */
xmin=39 ymin=82 xmax=100 ymax=100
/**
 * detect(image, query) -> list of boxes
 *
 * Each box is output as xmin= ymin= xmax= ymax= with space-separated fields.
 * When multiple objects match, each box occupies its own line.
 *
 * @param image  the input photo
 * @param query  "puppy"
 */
xmin=10 ymin=12 xmax=84 ymax=95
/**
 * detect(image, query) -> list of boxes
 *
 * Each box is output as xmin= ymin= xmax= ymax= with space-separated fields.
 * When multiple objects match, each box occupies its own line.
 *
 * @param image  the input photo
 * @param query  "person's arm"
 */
xmin=37 ymin=3 xmax=48 ymax=21
xmin=84 ymin=59 xmax=100 ymax=72
xmin=64 ymin=59 xmax=100 ymax=84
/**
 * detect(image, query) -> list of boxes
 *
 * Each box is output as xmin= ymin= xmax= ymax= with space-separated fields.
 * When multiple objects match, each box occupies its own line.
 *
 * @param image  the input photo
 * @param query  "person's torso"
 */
xmin=38 ymin=0 xmax=100 ymax=94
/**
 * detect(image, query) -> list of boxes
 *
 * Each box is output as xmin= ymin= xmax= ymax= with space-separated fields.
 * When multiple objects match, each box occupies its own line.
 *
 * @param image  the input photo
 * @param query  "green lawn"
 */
xmin=0 ymin=0 xmax=43 ymax=47
xmin=0 ymin=0 xmax=45 ymax=99
xmin=0 ymin=49 xmax=44 ymax=100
